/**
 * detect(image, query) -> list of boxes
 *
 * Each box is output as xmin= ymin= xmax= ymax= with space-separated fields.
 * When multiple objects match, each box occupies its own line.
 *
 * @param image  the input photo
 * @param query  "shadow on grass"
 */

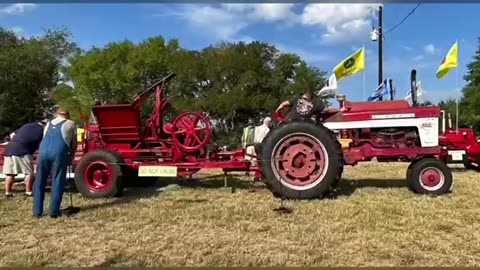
xmin=449 ymin=167 xmax=476 ymax=173
xmin=63 ymin=174 xmax=263 ymax=213
xmin=327 ymin=178 xmax=408 ymax=199
xmin=167 ymin=174 xmax=260 ymax=190
xmin=75 ymin=186 xmax=160 ymax=213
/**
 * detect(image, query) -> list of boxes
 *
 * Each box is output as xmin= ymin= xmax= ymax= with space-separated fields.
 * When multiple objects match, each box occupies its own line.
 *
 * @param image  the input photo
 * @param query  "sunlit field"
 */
xmin=1 ymin=162 xmax=480 ymax=267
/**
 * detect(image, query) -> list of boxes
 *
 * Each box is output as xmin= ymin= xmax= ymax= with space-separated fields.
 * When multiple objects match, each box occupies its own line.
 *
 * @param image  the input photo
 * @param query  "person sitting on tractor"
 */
xmin=274 ymin=91 xmax=346 ymax=121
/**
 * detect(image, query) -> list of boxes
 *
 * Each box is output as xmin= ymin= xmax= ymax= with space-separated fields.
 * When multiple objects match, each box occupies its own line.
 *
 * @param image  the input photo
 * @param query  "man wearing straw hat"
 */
xmin=33 ymin=107 xmax=77 ymax=218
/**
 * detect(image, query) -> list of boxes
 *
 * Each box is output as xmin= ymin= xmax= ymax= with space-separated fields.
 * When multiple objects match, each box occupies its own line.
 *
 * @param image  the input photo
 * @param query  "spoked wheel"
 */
xmin=406 ymin=157 xmax=452 ymax=195
xmin=74 ymin=149 xmax=125 ymax=198
xmin=172 ymin=112 xmax=211 ymax=152
xmin=259 ymin=121 xmax=344 ymax=200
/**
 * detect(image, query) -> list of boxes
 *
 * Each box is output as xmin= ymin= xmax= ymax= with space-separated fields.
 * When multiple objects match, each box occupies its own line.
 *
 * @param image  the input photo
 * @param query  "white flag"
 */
xmin=316 ymin=74 xmax=337 ymax=97
xmin=405 ymin=81 xmax=423 ymax=100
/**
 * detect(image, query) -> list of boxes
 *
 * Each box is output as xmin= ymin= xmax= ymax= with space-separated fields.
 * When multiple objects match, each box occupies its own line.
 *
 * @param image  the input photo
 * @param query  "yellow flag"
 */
xmin=333 ymin=48 xmax=365 ymax=81
xmin=436 ymin=41 xmax=458 ymax=79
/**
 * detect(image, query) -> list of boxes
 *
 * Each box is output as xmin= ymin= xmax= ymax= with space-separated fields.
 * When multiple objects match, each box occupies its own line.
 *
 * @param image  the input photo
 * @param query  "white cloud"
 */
xmin=423 ymin=44 xmax=436 ymax=55
xmin=179 ymin=5 xmax=248 ymax=40
xmin=402 ymin=45 xmax=413 ymax=52
xmin=170 ymin=4 xmax=298 ymax=41
xmin=413 ymin=55 xmax=425 ymax=61
xmin=276 ymin=44 xmax=330 ymax=63
xmin=221 ymin=4 xmax=298 ymax=23
xmin=0 ymin=3 xmax=36 ymax=14
xmin=301 ymin=4 xmax=381 ymax=44
xmin=166 ymin=4 xmax=380 ymax=45
xmin=9 ymin=26 xmax=23 ymax=34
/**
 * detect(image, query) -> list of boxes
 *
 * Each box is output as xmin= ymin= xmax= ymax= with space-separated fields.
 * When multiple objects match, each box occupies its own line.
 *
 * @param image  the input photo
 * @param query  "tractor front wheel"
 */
xmin=74 ymin=149 xmax=125 ymax=198
xmin=259 ymin=121 xmax=344 ymax=200
xmin=464 ymin=160 xmax=478 ymax=170
xmin=406 ymin=157 xmax=452 ymax=195
xmin=464 ymin=152 xmax=480 ymax=171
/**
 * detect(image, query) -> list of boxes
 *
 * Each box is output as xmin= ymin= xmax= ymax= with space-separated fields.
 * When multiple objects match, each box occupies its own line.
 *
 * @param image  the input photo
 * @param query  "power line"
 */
xmin=383 ymin=3 xmax=422 ymax=36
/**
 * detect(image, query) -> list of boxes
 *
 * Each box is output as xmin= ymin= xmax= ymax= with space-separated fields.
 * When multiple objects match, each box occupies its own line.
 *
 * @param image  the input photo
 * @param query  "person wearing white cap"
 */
xmin=253 ymin=117 xmax=273 ymax=161
xmin=254 ymin=117 xmax=272 ymax=144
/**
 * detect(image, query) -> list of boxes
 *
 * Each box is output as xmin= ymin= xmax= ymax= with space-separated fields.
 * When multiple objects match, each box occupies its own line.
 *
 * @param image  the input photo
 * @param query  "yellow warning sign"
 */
xmin=138 ymin=166 xmax=178 ymax=177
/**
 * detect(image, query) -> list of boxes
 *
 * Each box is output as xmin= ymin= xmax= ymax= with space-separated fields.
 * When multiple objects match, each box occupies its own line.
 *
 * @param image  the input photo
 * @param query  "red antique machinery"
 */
xmin=438 ymin=111 xmax=480 ymax=170
xmin=74 ymin=73 xmax=261 ymax=198
xmin=263 ymin=69 xmax=454 ymax=200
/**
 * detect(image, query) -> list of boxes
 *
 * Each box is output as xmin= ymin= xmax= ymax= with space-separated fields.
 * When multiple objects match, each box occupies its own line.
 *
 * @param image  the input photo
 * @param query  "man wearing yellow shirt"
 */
xmin=77 ymin=128 xmax=84 ymax=143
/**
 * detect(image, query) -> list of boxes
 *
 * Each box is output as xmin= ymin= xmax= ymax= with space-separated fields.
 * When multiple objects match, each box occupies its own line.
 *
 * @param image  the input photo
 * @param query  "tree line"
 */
xmin=2 ymin=27 xmax=480 ymax=147
xmin=1 ymin=27 xmax=331 ymax=146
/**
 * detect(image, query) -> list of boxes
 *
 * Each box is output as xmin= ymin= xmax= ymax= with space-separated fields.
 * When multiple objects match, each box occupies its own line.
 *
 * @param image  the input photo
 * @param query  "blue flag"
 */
xmin=367 ymin=78 xmax=390 ymax=101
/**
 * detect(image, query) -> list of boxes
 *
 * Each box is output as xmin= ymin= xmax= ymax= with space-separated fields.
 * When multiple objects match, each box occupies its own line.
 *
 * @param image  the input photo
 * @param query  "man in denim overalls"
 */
xmin=33 ymin=108 xmax=77 ymax=218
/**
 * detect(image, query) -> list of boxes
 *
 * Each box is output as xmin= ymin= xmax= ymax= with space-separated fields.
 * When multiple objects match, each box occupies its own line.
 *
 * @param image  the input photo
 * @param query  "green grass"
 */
xmin=1 ymin=162 xmax=480 ymax=267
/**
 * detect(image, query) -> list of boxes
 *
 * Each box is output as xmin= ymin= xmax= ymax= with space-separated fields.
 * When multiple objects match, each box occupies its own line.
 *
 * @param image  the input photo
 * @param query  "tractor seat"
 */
xmin=345 ymin=100 xmax=410 ymax=111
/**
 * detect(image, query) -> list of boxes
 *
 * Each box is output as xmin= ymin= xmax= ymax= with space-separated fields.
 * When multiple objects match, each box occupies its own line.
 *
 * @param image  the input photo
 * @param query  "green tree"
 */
xmin=56 ymin=36 xmax=181 ymax=123
xmin=458 ymin=37 xmax=480 ymax=131
xmin=438 ymin=98 xmax=460 ymax=129
xmin=419 ymin=100 xmax=433 ymax=106
xmin=56 ymin=38 xmax=326 ymax=147
xmin=0 ymin=27 xmax=78 ymax=136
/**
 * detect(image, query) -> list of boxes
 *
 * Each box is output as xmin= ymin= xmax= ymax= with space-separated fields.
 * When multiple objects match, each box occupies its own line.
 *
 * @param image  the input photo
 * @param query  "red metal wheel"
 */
xmin=83 ymin=161 xmax=113 ymax=191
xmin=172 ymin=111 xmax=211 ymax=152
xmin=419 ymin=167 xmax=445 ymax=191
xmin=271 ymin=133 xmax=329 ymax=191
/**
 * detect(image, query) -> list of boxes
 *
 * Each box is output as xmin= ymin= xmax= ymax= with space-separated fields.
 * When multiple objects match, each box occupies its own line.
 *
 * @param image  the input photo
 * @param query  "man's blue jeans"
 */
xmin=33 ymin=152 xmax=68 ymax=216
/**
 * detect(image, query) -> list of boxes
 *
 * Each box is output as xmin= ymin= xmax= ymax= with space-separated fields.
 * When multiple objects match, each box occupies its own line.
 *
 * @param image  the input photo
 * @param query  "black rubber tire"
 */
xmin=258 ymin=120 xmax=344 ymax=200
xmin=74 ymin=149 xmax=125 ymax=198
xmin=406 ymin=157 xmax=452 ymax=195
xmin=406 ymin=161 xmax=415 ymax=192
xmin=124 ymin=168 xmax=158 ymax=187
xmin=463 ymin=152 xmax=480 ymax=171
xmin=464 ymin=161 xmax=478 ymax=170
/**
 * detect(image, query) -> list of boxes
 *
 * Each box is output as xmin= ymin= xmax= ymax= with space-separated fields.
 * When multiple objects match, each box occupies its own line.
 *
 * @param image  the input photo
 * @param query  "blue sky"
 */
xmin=0 ymin=3 xmax=478 ymax=104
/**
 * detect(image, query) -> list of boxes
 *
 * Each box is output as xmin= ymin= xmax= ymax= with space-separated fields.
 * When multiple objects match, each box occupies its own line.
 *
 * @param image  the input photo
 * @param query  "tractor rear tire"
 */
xmin=74 ymin=149 xmax=125 ymax=199
xmin=406 ymin=157 xmax=452 ymax=195
xmin=259 ymin=120 xmax=344 ymax=200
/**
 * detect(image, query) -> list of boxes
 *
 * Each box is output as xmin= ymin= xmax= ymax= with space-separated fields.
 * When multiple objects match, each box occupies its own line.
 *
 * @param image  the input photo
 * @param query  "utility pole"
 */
xmin=378 ymin=6 xmax=383 ymax=101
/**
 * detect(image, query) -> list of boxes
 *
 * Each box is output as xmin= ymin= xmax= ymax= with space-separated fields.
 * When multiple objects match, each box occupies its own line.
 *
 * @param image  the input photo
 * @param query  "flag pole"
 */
xmin=455 ymin=39 xmax=459 ymax=133
xmin=363 ymin=45 xmax=366 ymax=101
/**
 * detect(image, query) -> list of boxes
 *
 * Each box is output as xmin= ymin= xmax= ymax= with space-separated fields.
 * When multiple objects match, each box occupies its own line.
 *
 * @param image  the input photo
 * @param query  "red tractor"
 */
xmin=265 ymin=93 xmax=453 ymax=199
xmin=438 ymin=110 xmax=480 ymax=170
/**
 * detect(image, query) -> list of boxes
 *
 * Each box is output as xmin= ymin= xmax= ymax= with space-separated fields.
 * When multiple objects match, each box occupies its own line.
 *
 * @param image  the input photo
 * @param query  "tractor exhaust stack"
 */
xmin=410 ymin=69 xmax=418 ymax=107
